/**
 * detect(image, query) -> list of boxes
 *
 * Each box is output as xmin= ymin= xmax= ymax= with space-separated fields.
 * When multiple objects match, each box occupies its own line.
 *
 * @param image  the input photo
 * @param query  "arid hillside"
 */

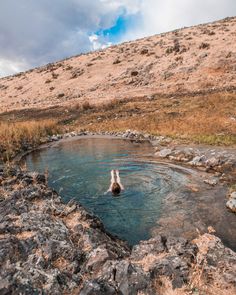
xmin=0 ymin=16 xmax=236 ymax=160
xmin=0 ymin=17 xmax=236 ymax=113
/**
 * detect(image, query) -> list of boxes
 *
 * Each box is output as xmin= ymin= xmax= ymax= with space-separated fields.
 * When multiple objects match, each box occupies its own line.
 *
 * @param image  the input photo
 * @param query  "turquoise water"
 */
xmin=24 ymin=137 xmax=190 ymax=245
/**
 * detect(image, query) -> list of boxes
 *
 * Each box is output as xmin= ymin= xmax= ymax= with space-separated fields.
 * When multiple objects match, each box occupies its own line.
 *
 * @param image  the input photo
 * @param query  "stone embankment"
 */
xmin=46 ymin=129 xmax=168 ymax=143
xmin=0 ymin=167 xmax=236 ymax=294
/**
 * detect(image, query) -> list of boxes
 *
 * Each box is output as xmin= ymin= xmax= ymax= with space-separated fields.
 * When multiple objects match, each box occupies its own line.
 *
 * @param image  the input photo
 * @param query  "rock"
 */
xmin=199 ymin=52 xmax=208 ymax=58
xmin=0 ymin=168 xmax=130 ymax=294
xmin=80 ymin=280 xmax=116 ymax=295
xmin=96 ymin=260 xmax=154 ymax=295
xmin=140 ymin=48 xmax=149 ymax=55
xmin=130 ymin=70 xmax=139 ymax=76
xmin=230 ymin=192 xmax=236 ymax=199
xmin=113 ymin=58 xmax=121 ymax=64
xmin=57 ymin=93 xmax=65 ymax=98
xmin=193 ymin=233 xmax=236 ymax=287
xmin=131 ymin=236 xmax=197 ymax=289
xmin=85 ymin=247 xmax=114 ymax=272
xmin=189 ymin=155 xmax=206 ymax=166
xmin=155 ymin=148 xmax=172 ymax=158
xmin=206 ymin=156 xmax=221 ymax=167
xmin=169 ymin=149 xmax=194 ymax=162
xmin=204 ymin=177 xmax=219 ymax=186
xmin=152 ymin=136 xmax=172 ymax=146
xmin=51 ymin=135 xmax=60 ymax=141
xmin=226 ymin=191 xmax=236 ymax=213
xmin=1 ymin=168 xmax=236 ymax=294
xmin=226 ymin=198 xmax=236 ymax=212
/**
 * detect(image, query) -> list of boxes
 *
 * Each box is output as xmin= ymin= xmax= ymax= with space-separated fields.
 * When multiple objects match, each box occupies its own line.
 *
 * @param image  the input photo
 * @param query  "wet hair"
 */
xmin=111 ymin=182 xmax=121 ymax=195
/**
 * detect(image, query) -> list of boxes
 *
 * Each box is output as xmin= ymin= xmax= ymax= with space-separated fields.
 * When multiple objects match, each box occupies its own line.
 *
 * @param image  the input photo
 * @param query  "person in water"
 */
xmin=107 ymin=169 xmax=124 ymax=195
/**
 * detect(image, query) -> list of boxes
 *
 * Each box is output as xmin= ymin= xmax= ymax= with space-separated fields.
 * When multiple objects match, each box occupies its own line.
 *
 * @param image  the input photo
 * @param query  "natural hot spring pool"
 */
xmin=23 ymin=137 xmax=236 ymax=249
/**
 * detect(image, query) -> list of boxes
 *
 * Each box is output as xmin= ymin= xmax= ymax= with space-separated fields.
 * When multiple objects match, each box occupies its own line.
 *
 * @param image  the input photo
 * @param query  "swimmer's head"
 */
xmin=111 ymin=182 xmax=121 ymax=195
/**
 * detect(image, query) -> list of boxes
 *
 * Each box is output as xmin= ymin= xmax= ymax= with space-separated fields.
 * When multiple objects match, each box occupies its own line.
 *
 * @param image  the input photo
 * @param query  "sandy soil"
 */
xmin=0 ymin=16 xmax=236 ymax=113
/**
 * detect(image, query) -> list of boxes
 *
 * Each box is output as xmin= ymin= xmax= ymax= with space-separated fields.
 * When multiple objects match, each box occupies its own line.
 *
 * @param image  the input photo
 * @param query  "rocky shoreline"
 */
xmin=0 ymin=167 xmax=236 ymax=294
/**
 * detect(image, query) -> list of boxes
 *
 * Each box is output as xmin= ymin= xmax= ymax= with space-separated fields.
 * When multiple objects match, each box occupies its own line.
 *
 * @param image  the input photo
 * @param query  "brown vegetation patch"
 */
xmin=74 ymin=92 xmax=236 ymax=146
xmin=52 ymin=257 xmax=71 ymax=271
xmin=0 ymin=119 xmax=60 ymax=162
xmin=15 ymin=231 xmax=36 ymax=240
xmin=63 ymin=210 xmax=91 ymax=241
xmin=0 ymin=91 xmax=235 ymax=164
xmin=154 ymin=276 xmax=236 ymax=295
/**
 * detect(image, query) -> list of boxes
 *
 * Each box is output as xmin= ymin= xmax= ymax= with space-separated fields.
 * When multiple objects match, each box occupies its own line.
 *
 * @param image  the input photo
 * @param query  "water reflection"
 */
xmin=24 ymin=138 xmax=190 ymax=245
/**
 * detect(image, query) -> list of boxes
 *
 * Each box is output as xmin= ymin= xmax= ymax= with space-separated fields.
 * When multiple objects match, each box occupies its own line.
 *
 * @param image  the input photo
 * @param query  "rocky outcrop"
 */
xmin=46 ymin=129 xmax=169 ymax=143
xmin=0 ymin=167 xmax=236 ymax=294
xmin=155 ymin=146 xmax=236 ymax=177
xmin=0 ymin=167 xmax=129 ymax=294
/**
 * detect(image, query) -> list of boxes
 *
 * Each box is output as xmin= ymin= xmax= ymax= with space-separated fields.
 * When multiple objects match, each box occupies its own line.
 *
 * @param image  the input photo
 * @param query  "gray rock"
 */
xmin=226 ymin=198 xmax=236 ymax=212
xmin=80 ymin=280 xmax=117 ymax=295
xmin=85 ymin=246 xmax=114 ymax=272
xmin=155 ymin=148 xmax=172 ymax=158
xmin=189 ymin=155 xmax=206 ymax=166
xmin=230 ymin=192 xmax=236 ymax=199
xmin=0 ymin=168 xmax=129 ymax=294
xmin=50 ymin=135 xmax=59 ymax=141
xmin=204 ymin=177 xmax=219 ymax=186
xmin=206 ymin=156 xmax=221 ymax=167
xmin=226 ymin=191 xmax=236 ymax=213
xmin=1 ymin=168 xmax=236 ymax=294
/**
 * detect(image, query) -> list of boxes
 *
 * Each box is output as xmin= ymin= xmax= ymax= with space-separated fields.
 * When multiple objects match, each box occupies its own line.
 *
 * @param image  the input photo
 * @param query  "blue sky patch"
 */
xmin=97 ymin=13 xmax=140 ymax=43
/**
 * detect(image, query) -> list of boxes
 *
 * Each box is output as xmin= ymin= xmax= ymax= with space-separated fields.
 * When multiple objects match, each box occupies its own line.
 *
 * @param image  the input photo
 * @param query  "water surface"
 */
xmin=24 ymin=137 xmax=191 ymax=245
xmin=24 ymin=137 xmax=236 ymax=250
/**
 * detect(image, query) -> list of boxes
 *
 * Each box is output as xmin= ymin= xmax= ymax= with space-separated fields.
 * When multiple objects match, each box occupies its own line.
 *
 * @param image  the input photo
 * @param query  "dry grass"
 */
xmin=81 ymin=101 xmax=94 ymax=111
xmin=229 ymin=183 xmax=236 ymax=194
xmin=154 ymin=276 xmax=236 ymax=295
xmin=0 ymin=119 xmax=60 ymax=162
xmin=74 ymin=92 xmax=236 ymax=145
xmin=0 ymin=92 xmax=235 ymax=162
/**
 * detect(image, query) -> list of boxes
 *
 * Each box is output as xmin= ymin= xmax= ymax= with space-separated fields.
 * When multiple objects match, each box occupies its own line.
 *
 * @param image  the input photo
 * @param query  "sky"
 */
xmin=0 ymin=0 xmax=235 ymax=77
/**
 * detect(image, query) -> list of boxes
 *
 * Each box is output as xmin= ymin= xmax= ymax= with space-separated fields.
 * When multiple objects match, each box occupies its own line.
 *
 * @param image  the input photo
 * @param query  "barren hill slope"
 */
xmin=0 ymin=16 xmax=236 ymax=113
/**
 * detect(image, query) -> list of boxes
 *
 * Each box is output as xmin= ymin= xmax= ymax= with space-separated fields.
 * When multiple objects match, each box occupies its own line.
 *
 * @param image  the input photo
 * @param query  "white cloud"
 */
xmin=0 ymin=0 xmax=137 ymax=76
xmin=0 ymin=0 xmax=235 ymax=77
xmin=89 ymin=34 xmax=112 ymax=51
xmin=0 ymin=58 xmax=29 ymax=78
xmin=121 ymin=0 xmax=236 ymax=41
xmin=101 ymin=0 xmax=141 ymax=14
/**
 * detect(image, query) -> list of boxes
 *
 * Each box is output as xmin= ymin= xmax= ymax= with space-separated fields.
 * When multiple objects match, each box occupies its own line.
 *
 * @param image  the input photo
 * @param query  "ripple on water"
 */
xmin=23 ymin=138 xmax=236 ymax=250
xmin=24 ymin=138 xmax=192 ymax=244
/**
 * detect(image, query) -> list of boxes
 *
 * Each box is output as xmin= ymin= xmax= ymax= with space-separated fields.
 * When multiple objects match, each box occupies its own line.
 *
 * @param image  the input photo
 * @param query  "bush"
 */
xmin=0 ymin=120 xmax=60 ymax=162
xmin=81 ymin=101 xmax=93 ymax=111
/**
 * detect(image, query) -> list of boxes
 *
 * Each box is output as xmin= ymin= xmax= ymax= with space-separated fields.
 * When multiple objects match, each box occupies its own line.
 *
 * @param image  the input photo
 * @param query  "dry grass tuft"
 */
xmin=154 ymin=276 xmax=235 ymax=295
xmin=81 ymin=101 xmax=93 ymax=111
xmin=0 ymin=119 xmax=60 ymax=162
